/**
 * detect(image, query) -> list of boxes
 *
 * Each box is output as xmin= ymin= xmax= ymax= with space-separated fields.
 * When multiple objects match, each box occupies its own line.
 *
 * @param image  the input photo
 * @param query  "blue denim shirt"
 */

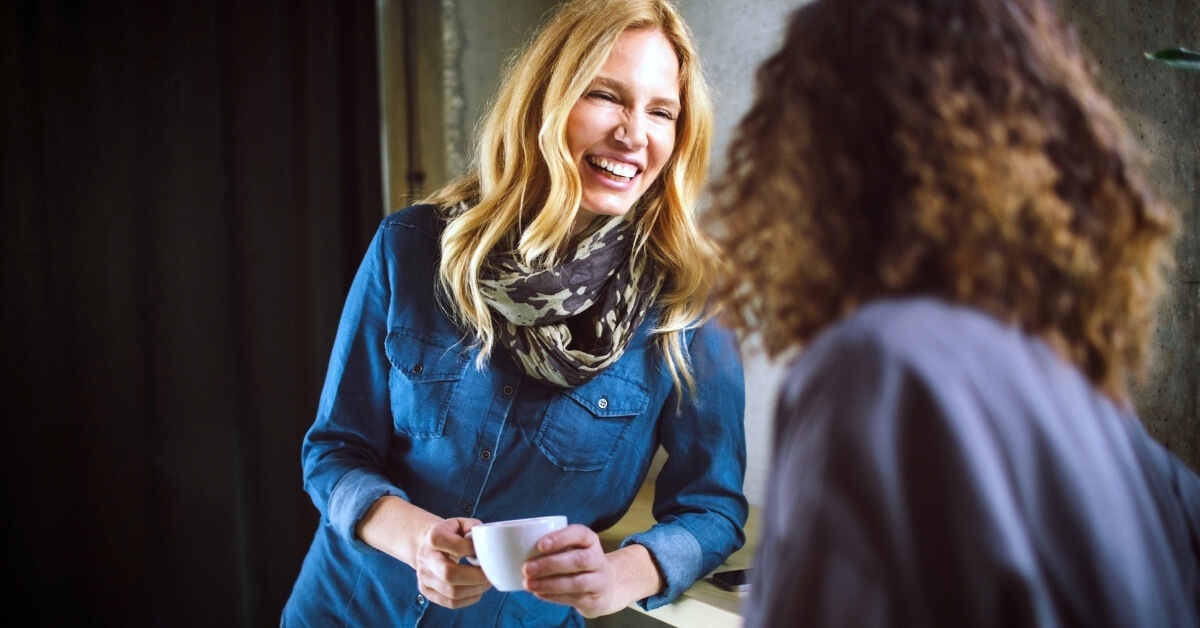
xmin=283 ymin=205 xmax=748 ymax=627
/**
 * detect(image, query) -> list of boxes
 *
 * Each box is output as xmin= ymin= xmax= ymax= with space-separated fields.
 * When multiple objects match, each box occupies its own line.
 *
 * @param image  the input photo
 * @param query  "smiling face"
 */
xmin=566 ymin=28 xmax=681 ymax=234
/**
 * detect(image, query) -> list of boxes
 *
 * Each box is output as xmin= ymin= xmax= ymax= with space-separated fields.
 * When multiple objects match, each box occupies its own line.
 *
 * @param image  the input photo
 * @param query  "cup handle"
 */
xmin=463 ymin=530 xmax=480 ymax=566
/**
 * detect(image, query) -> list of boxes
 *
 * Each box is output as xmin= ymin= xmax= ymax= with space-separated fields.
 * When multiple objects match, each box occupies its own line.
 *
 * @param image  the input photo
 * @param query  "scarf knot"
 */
xmin=480 ymin=214 xmax=661 ymax=387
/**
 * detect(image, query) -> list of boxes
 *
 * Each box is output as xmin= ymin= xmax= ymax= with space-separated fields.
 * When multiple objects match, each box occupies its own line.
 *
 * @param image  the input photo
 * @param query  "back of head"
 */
xmin=707 ymin=0 xmax=1175 ymax=401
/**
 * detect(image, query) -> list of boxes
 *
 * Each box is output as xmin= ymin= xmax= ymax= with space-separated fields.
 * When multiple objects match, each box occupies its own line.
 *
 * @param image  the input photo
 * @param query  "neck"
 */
xmin=571 ymin=211 xmax=599 ymax=236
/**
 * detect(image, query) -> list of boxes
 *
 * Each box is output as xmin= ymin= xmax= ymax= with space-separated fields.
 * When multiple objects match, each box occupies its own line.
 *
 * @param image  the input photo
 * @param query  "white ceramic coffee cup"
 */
xmin=466 ymin=515 xmax=568 ymax=592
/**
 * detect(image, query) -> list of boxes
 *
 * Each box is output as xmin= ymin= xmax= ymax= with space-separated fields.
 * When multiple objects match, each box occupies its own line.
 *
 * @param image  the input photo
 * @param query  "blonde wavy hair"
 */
xmin=425 ymin=0 xmax=715 ymax=392
xmin=706 ymin=0 xmax=1175 ymax=402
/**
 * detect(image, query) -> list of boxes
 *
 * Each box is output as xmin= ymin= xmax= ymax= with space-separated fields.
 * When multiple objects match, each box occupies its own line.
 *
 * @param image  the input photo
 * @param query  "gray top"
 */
xmin=744 ymin=297 xmax=1200 ymax=627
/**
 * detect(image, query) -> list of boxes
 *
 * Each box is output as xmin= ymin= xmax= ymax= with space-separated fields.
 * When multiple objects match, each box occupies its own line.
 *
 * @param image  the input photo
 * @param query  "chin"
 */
xmin=581 ymin=199 xmax=635 ymax=220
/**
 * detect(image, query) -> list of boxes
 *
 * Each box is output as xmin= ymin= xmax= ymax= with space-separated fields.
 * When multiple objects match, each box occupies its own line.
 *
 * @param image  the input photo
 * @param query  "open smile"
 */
xmin=586 ymin=156 xmax=640 ymax=183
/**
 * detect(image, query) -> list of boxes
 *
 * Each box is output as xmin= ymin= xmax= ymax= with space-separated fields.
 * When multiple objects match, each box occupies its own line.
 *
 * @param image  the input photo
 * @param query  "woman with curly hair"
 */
xmin=705 ymin=0 xmax=1199 ymax=625
xmin=282 ymin=0 xmax=747 ymax=625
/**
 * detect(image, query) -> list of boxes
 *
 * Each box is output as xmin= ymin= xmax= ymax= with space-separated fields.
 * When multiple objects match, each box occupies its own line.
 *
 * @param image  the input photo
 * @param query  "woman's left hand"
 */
xmin=521 ymin=524 xmax=661 ymax=618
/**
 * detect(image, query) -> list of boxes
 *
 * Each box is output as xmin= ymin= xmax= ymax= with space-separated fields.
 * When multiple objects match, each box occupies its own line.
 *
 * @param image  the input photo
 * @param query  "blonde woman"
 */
xmin=282 ymin=0 xmax=747 ymax=625
xmin=706 ymin=0 xmax=1198 ymax=626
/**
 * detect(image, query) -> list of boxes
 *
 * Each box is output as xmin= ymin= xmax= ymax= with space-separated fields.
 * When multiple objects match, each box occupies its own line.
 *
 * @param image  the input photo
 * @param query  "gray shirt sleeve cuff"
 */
xmin=620 ymin=525 xmax=704 ymax=610
xmin=327 ymin=467 xmax=409 ymax=552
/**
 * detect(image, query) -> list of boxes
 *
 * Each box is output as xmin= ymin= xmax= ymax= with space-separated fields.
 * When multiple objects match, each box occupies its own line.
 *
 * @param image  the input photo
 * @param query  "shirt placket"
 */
xmin=457 ymin=365 xmax=523 ymax=518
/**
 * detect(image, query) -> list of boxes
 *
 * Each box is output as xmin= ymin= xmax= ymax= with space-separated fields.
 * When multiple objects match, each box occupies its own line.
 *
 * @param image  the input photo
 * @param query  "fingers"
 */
xmin=428 ymin=517 xmax=481 ymax=559
xmin=525 ymin=544 xmax=601 ymax=579
xmin=526 ymin=524 xmax=602 ymax=577
xmin=534 ymin=523 xmax=598 ymax=556
xmin=524 ymin=562 xmax=612 ymax=618
xmin=525 ymin=566 xmax=601 ymax=595
xmin=522 ymin=525 xmax=615 ymax=616
xmin=417 ymin=556 xmax=491 ymax=609
xmin=415 ymin=517 xmax=490 ymax=609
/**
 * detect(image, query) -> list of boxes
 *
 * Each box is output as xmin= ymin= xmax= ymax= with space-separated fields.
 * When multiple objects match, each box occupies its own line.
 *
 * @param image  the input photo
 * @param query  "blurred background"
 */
xmin=1 ymin=0 xmax=1195 ymax=625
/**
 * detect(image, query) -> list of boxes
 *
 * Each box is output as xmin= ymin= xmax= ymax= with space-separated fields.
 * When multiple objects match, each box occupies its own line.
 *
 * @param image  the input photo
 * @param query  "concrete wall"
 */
xmin=414 ymin=0 xmax=1200 ymax=513
xmin=1056 ymin=0 xmax=1200 ymax=470
xmin=379 ymin=0 xmax=448 ymax=210
xmin=676 ymin=0 xmax=810 ymax=507
xmin=442 ymin=0 xmax=561 ymax=174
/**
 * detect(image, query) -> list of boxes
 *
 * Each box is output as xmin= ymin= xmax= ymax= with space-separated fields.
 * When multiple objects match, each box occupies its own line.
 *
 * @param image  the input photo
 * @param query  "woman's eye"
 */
xmin=589 ymin=91 xmax=617 ymax=102
xmin=651 ymin=109 xmax=677 ymax=121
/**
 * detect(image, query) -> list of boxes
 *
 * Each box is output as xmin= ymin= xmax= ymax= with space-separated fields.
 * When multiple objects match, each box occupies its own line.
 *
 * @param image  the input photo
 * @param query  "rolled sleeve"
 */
xmin=628 ymin=319 xmax=749 ymax=609
xmin=300 ymin=216 xmax=411 ymax=551
xmin=621 ymin=525 xmax=705 ymax=610
xmin=327 ymin=468 xmax=410 ymax=552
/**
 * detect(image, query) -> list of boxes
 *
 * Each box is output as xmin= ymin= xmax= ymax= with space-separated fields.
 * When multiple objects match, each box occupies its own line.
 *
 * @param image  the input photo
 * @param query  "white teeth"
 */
xmin=590 ymin=157 xmax=637 ymax=179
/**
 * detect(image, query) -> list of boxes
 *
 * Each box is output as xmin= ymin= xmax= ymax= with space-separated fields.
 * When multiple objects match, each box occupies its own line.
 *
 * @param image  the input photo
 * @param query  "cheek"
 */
xmin=564 ymin=120 xmax=585 ymax=161
xmin=565 ymin=105 xmax=611 ymax=160
xmin=649 ymin=128 xmax=677 ymax=174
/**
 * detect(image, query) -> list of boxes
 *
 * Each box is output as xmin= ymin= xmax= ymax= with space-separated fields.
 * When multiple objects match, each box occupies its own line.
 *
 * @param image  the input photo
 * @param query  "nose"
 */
xmin=614 ymin=111 xmax=647 ymax=150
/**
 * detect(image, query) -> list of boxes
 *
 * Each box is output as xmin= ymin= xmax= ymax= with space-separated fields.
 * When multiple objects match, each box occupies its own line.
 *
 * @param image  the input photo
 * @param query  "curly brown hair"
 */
xmin=705 ymin=0 xmax=1175 ymax=402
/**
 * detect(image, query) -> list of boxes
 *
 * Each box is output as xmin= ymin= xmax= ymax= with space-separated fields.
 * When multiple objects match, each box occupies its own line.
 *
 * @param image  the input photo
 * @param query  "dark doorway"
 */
xmin=1 ymin=1 xmax=382 ymax=624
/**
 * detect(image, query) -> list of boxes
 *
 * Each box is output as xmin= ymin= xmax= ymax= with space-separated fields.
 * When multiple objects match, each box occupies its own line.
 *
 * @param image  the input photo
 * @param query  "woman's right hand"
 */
xmin=356 ymin=497 xmax=492 ymax=609
xmin=412 ymin=517 xmax=493 ymax=609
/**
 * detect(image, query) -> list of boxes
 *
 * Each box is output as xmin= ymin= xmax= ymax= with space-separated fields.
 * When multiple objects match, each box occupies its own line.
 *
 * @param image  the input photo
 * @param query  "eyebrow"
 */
xmin=591 ymin=76 xmax=681 ymax=111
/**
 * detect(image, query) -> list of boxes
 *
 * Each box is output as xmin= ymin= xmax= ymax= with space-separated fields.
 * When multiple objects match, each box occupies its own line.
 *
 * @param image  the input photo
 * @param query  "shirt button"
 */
xmin=462 ymin=501 xmax=472 ymax=513
xmin=502 ymin=385 xmax=514 ymax=396
xmin=480 ymin=450 xmax=492 ymax=461
xmin=416 ymin=594 xmax=426 ymax=605
xmin=598 ymin=397 xmax=608 ymax=409
xmin=412 ymin=364 xmax=423 ymax=374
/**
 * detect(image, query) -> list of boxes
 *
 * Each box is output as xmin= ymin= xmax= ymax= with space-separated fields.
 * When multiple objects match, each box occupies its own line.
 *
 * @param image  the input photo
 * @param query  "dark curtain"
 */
xmin=1 ymin=1 xmax=383 ymax=625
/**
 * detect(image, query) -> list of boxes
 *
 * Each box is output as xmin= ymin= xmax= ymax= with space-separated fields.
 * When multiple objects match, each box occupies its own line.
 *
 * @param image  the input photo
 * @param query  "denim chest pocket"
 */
xmin=535 ymin=372 xmax=650 ymax=472
xmin=384 ymin=328 xmax=469 ymax=437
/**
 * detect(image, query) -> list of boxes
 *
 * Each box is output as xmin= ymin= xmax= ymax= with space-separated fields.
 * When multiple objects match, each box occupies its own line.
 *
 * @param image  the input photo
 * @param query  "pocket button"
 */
xmin=597 ymin=397 xmax=608 ymax=409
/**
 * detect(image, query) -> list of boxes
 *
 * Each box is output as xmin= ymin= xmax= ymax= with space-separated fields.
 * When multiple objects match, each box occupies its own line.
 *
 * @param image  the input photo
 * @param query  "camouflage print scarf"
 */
xmin=480 ymin=214 xmax=662 ymax=387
